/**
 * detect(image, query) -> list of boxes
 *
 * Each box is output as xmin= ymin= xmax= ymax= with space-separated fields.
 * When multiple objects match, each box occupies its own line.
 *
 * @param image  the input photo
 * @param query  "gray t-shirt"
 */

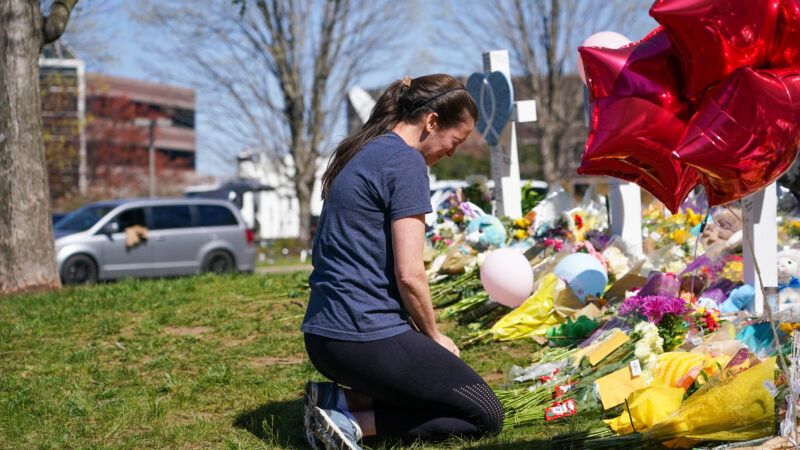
xmin=302 ymin=133 xmax=432 ymax=341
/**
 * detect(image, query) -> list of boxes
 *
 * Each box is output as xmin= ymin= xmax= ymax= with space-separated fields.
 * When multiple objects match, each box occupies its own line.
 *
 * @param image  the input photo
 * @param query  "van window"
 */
xmin=55 ymin=205 xmax=116 ymax=232
xmin=151 ymin=205 xmax=193 ymax=229
xmin=198 ymin=205 xmax=238 ymax=226
xmin=115 ymin=208 xmax=147 ymax=230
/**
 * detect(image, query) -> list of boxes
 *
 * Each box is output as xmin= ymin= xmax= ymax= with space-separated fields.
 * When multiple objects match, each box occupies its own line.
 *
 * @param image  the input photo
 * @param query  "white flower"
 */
xmin=646 ymin=354 xmax=657 ymax=370
xmin=634 ymin=341 xmax=651 ymax=360
xmin=642 ymin=370 xmax=654 ymax=386
xmin=603 ymin=246 xmax=630 ymax=278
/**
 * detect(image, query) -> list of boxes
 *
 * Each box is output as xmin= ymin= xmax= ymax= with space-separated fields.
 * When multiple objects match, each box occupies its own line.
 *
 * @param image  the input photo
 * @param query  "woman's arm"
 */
xmin=392 ymin=214 xmax=459 ymax=356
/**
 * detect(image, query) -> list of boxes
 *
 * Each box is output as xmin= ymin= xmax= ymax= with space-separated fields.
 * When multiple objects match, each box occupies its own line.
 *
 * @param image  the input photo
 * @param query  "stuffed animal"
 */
xmin=778 ymin=248 xmax=800 ymax=305
xmin=719 ymin=284 xmax=755 ymax=313
xmin=778 ymin=248 xmax=800 ymax=284
xmin=465 ymin=215 xmax=507 ymax=251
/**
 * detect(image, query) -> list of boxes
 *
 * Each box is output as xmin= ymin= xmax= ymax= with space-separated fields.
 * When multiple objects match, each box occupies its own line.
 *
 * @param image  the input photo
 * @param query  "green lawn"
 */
xmin=0 ymin=273 xmax=603 ymax=449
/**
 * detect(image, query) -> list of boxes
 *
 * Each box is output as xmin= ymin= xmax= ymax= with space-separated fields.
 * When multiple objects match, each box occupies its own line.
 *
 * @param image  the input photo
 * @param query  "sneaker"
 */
xmin=312 ymin=406 xmax=363 ymax=450
xmin=304 ymin=382 xmax=341 ymax=449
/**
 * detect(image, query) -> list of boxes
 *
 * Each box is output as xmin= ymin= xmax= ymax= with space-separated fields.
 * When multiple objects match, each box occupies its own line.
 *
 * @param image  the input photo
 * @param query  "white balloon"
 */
xmin=577 ymin=31 xmax=631 ymax=84
xmin=480 ymin=248 xmax=534 ymax=308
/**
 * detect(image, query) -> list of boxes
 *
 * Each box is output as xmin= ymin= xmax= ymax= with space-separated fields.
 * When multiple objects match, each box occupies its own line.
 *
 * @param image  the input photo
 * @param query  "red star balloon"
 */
xmin=579 ymin=0 xmax=800 ymax=210
xmin=578 ymin=30 xmax=699 ymax=212
xmin=650 ymin=0 xmax=780 ymax=98
xmin=770 ymin=0 xmax=800 ymax=67
xmin=673 ymin=67 xmax=800 ymax=206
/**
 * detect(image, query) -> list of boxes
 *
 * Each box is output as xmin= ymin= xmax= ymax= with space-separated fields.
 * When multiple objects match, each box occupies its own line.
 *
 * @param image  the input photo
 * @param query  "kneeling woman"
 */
xmin=301 ymin=74 xmax=504 ymax=450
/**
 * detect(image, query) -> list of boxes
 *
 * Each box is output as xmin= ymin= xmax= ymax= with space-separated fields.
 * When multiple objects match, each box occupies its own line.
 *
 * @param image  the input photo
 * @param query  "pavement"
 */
xmin=256 ymin=264 xmax=312 ymax=274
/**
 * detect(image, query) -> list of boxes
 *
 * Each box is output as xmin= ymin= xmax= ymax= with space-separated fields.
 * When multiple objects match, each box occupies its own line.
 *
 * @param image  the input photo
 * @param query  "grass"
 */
xmin=0 ymin=273 xmax=605 ymax=449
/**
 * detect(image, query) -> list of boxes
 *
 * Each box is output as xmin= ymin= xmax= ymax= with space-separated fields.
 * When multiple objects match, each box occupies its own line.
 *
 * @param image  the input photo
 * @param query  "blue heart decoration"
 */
xmin=466 ymin=71 xmax=514 ymax=147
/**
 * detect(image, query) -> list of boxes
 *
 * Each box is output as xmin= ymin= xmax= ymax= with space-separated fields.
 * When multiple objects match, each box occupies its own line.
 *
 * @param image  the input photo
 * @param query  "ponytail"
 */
xmin=321 ymin=74 xmax=478 ymax=199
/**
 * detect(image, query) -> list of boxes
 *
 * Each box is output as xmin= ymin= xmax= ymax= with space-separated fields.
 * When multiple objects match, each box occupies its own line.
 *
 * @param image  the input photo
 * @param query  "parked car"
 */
xmin=54 ymin=198 xmax=256 ymax=285
xmin=51 ymin=212 xmax=69 ymax=225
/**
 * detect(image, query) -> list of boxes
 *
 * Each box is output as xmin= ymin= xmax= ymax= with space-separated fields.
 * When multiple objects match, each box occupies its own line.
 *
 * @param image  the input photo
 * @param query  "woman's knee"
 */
xmin=478 ymin=393 xmax=504 ymax=436
xmin=452 ymin=382 xmax=504 ymax=436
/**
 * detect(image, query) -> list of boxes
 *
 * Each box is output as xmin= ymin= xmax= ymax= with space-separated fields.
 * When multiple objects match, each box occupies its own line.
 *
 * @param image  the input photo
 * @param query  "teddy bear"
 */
xmin=778 ymin=248 xmax=800 ymax=305
xmin=465 ymin=215 xmax=507 ymax=251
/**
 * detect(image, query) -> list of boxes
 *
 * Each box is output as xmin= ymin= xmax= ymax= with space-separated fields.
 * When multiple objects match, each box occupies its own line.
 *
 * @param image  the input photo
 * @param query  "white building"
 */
xmin=235 ymin=151 xmax=327 ymax=240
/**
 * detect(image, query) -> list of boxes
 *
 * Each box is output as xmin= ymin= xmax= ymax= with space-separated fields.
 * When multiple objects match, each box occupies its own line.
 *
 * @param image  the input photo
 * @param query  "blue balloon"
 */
xmin=553 ymin=253 xmax=608 ymax=302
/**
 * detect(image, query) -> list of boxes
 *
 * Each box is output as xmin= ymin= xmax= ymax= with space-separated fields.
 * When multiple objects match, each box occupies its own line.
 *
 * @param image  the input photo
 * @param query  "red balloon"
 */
xmin=770 ymin=0 xmax=800 ymax=67
xmin=579 ymin=30 xmax=699 ymax=212
xmin=673 ymin=67 xmax=800 ymax=206
xmin=650 ymin=0 xmax=780 ymax=98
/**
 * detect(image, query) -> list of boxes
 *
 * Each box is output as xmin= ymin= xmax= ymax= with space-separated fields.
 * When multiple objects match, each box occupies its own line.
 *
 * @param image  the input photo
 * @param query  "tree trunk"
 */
xmin=293 ymin=155 xmax=315 ymax=244
xmin=0 ymin=0 xmax=61 ymax=294
xmin=539 ymin=124 xmax=559 ymax=186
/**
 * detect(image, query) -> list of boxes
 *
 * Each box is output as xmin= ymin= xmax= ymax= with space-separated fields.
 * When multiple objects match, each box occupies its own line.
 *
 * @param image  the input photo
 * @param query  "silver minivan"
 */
xmin=54 ymin=198 xmax=256 ymax=284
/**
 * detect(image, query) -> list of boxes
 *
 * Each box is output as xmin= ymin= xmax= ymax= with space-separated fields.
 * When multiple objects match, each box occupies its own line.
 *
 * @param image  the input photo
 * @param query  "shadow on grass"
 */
xmin=234 ymin=398 xmax=308 ymax=449
xmin=466 ymin=441 xmax=587 ymax=450
xmin=234 ymin=400 xmax=591 ymax=450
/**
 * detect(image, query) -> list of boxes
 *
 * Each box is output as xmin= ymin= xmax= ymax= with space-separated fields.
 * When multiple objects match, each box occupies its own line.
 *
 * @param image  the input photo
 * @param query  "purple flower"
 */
xmin=460 ymin=202 xmax=476 ymax=218
xmin=618 ymin=295 xmax=690 ymax=325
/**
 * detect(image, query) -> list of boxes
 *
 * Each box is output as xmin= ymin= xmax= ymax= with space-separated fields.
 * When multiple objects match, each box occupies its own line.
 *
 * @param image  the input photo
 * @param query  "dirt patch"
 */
xmin=500 ymin=344 xmax=535 ymax=361
xmin=220 ymin=333 xmax=260 ymax=348
xmin=164 ymin=326 xmax=211 ymax=337
xmin=248 ymin=355 xmax=305 ymax=368
xmin=483 ymin=371 xmax=507 ymax=384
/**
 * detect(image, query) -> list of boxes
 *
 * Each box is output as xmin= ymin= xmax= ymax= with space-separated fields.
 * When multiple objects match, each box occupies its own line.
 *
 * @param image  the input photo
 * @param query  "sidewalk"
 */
xmin=256 ymin=264 xmax=312 ymax=274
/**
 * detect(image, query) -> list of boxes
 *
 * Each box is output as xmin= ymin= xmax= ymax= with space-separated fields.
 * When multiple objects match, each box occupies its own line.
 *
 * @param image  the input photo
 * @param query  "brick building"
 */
xmin=84 ymin=73 xmax=196 ymax=196
xmin=40 ymin=46 xmax=197 ymax=201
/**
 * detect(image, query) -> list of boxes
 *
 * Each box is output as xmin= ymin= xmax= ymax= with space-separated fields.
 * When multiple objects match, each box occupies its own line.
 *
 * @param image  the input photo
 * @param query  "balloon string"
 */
xmin=688 ymin=204 xmax=705 ymax=302
xmin=735 ymin=200 xmax=790 ymax=376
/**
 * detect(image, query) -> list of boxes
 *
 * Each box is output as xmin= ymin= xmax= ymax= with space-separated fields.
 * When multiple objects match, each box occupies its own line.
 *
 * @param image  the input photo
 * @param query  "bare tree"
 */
xmin=444 ymin=0 xmax=653 ymax=185
xmin=133 ymin=0 xmax=406 ymax=242
xmin=1 ymin=0 xmax=78 ymax=294
xmin=57 ymin=0 xmax=122 ymax=70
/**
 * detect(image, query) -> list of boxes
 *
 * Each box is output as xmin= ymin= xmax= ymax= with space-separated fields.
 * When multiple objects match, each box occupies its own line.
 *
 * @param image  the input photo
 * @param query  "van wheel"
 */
xmin=203 ymin=250 xmax=234 ymax=274
xmin=61 ymin=254 xmax=98 ymax=285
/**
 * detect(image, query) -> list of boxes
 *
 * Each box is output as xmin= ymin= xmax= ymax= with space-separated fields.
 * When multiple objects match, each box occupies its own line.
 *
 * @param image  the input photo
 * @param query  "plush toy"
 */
xmin=778 ymin=248 xmax=800 ymax=284
xmin=465 ymin=215 xmax=507 ymax=251
xmin=778 ymin=248 xmax=800 ymax=305
xmin=719 ymin=284 xmax=755 ymax=313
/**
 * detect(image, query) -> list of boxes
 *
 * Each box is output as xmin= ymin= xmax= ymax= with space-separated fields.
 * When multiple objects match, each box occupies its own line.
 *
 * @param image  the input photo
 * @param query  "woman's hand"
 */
xmin=432 ymin=332 xmax=460 ymax=357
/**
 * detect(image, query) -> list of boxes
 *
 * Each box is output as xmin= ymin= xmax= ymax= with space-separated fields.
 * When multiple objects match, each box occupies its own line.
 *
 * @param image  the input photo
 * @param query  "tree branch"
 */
xmin=42 ymin=0 xmax=79 ymax=45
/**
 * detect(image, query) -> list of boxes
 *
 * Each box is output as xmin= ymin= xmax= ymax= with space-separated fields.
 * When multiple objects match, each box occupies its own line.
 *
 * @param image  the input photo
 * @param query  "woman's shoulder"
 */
xmin=360 ymin=133 xmax=422 ymax=164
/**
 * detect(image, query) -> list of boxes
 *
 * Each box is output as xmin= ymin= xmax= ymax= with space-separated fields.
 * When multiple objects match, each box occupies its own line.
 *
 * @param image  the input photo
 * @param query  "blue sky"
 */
xmin=63 ymin=0 xmax=656 ymax=178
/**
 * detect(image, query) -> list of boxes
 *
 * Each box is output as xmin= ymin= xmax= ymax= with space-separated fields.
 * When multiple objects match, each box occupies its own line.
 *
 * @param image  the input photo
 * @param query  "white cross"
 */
xmin=482 ymin=50 xmax=536 ymax=219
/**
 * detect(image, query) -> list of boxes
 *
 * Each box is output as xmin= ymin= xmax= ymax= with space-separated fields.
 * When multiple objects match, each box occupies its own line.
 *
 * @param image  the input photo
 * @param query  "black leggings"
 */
xmin=304 ymin=330 xmax=504 ymax=443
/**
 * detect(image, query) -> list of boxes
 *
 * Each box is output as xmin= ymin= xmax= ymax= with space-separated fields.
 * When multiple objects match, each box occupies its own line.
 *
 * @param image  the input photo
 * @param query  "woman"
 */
xmin=302 ymin=74 xmax=504 ymax=450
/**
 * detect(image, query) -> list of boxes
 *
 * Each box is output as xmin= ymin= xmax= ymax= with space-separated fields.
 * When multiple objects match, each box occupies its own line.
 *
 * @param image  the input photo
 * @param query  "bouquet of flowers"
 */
xmin=618 ymin=295 xmax=690 ymax=351
xmin=508 ymin=211 xmax=535 ymax=242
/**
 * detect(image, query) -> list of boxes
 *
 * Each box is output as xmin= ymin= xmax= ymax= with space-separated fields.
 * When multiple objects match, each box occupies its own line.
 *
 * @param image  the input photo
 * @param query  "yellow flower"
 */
xmin=514 ymin=229 xmax=528 ymax=240
xmin=667 ymin=213 xmax=686 ymax=226
xmin=513 ymin=217 xmax=531 ymax=229
xmin=685 ymin=208 xmax=702 ymax=227
xmin=670 ymin=229 xmax=691 ymax=245
xmin=722 ymin=261 xmax=744 ymax=281
xmin=780 ymin=322 xmax=800 ymax=335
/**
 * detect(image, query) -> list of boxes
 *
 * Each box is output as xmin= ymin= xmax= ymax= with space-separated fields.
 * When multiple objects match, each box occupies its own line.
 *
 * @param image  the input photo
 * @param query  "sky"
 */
xmin=61 ymin=0 xmax=657 ymax=179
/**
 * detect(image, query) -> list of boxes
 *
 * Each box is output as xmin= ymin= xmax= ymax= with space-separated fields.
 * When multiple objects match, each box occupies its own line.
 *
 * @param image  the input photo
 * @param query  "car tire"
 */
xmin=61 ymin=254 xmax=98 ymax=285
xmin=202 ymin=250 xmax=234 ymax=274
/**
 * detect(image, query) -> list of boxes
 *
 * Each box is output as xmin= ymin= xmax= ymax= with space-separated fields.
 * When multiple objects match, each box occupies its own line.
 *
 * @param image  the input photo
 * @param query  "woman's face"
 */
xmin=419 ymin=115 xmax=475 ymax=166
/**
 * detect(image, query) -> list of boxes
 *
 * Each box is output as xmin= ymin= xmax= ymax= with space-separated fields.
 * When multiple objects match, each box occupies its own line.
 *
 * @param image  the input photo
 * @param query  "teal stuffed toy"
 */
xmin=465 ymin=215 xmax=507 ymax=251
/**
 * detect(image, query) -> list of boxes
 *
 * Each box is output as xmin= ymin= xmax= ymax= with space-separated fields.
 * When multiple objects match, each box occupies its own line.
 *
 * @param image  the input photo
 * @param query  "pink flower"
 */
xmin=619 ymin=295 xmax=690 ymax=325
